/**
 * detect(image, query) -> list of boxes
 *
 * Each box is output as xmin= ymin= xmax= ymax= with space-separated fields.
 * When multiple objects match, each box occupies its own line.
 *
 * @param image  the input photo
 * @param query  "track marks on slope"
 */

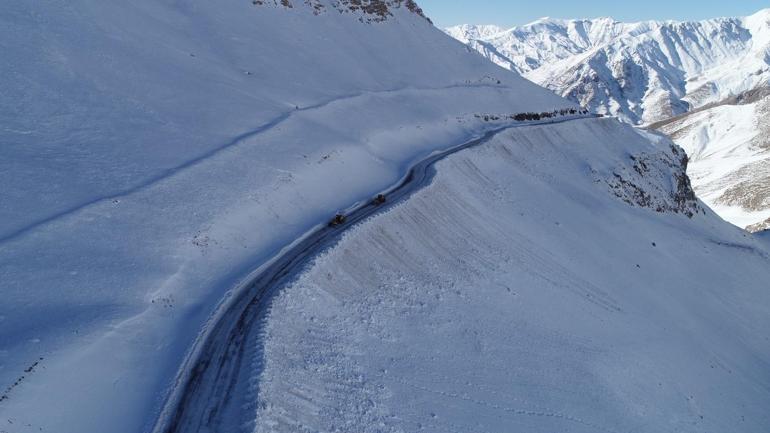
xmin=152 ymin=116 xmax=596 ymax=433
xmin=388 ymin=376 xmax=620 ymax=433
xmin=0 ymin=357 xmax=44 ymax=405
xmin=0 ymin=83 xmax=505 ymax=245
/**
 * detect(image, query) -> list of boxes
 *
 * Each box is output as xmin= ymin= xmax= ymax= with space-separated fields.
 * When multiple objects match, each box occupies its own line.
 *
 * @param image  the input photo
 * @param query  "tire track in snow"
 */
xmin=150 ymin=115 xmax=597 ymax=433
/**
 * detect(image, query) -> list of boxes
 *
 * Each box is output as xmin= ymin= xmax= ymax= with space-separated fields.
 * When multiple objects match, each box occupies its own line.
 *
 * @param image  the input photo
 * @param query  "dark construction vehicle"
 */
xmin=372 ymin=194 xmax=387 ymax=205
xmin=329 ymin=213 xmax=347 ymax=227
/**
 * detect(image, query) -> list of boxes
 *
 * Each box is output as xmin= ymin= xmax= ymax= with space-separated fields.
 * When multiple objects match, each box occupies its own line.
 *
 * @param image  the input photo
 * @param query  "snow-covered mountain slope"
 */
xmin=0 ymin=1 xmax=570 ymax=432
xmin=753 ymin=219 xmax=770 ymax=232
xmin=447 ymin=10 xmax=770 ymax=231
xmin=444 ymin=23 xmax=506 ymax=43
xmin=447 ymin=10 xmax=770 ymax=124
xmin=4 ymin=2 xmax=770 ymax=432
xmin=252 ymin=118 xmax=770 ymax=433
xmin=654 ymin=90 xmax=770 ymax=230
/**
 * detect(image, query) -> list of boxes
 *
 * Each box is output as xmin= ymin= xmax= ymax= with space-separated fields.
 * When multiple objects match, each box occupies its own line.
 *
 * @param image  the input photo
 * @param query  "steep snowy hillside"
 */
xmin=448 ymin=10 xmax=770 ymax=231
xmin=251 ymin=118 xmax=770 ymax=433
xmin=0 ymin=1 xmax=569 ymax=432
xmin=654 ymin=89 xmax=770 ymax=230
xmin=4 ymin=2 xmax=770 ymax=433
xmin=444 ymin=23 xmax=506 ymax=43
xmin=447 ymin=17 xmax=628 ymax=77
xmin=447 ymin=10 xmax=770 ymax=124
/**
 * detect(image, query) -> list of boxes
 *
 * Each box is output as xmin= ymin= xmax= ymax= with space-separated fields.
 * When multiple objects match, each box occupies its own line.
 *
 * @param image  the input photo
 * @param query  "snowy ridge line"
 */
xmin=149 ymin=115 xmax=596 ymax=433
xmin=0 ymin=82 xmax=506 ymax=246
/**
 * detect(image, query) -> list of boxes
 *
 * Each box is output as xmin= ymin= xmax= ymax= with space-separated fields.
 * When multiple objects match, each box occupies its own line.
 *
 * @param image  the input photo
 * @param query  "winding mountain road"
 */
xmin=151 ymin=115 xmax=594 ymax=433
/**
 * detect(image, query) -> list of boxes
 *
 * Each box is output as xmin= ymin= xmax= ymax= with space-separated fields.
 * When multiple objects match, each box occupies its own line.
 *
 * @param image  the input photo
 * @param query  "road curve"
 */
xmin=150 ymin=115 xmax=595 ymax=433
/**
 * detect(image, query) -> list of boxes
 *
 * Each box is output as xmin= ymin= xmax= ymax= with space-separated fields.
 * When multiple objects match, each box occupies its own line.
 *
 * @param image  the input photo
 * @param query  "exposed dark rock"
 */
xmin=714 ymin=160 xmax=770 ymax=212
xmin=605 ymin=144 xmax=703 ymax=218
xmin=747 ymin=217 xmax=770 ymax=233
xmin=252 ymin=0 xmax=431 ymax=23
xmin=648 ymin=85 xmax=770 ymax=131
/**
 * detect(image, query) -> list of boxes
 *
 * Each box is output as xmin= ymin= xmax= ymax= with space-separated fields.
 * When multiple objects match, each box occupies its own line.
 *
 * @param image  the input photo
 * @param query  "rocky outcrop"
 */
xmin=253 ymin=0 xmax=431 ymax=23
xmin=655 ymin=92 xmax=770 ymax=230
xmin=748 ymin=218 xmax=770 ymax=233
xmin=605 ymin=143 xmax=703 ymax=218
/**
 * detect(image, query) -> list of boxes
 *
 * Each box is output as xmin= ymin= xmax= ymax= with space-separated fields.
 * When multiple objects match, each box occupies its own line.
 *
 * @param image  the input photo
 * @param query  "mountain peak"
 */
xmin=527 ymin=16 xmax=562 ymax=26
xmin=748 ymin=7 xmax=770 ymax=19
xmin=525 ymin=15 xmax=619 ymax=27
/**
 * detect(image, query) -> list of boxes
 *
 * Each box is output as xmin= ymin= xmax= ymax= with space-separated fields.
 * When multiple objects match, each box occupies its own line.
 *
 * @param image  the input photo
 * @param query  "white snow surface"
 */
xmin=0 ymin=1 xmax=570 ymax=432
xmin=4 ymin=2 xmax=770 ymax=432
xmin=252 ymin=118 xmax=770 ymax=433
xmin=444 ymin=24 xmax=507 ymax=44
xmin=659 ymin=96 xmax=770 ymax=230
xmin=446 ymin=9 xmax=770 ymax=231
xmin=446 ymin=10 xmax=770 ymax=124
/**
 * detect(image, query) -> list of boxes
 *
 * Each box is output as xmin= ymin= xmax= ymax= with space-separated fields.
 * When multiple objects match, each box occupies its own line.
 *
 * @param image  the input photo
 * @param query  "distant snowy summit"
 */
xmin=447 ymin=9 xmax=770 ymax=124
xmin=253 ymin=0 xmax=431 ymax=23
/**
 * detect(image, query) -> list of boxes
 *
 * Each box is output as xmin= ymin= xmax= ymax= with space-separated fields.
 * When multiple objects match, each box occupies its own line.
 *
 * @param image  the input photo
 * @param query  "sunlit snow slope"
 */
xmin=447 ymin=10 xmax=770 ymax=125
xmin=3 ymin=2 xmax=770 ymax=433
xmin=252 ymin=119 xmax=770 ymax=433
xmin=0 ymin=1 xmax=568 ymax=432
xmin=655 ymin=90 xmax=770 ymax=231
xmin=447 ymin=10 xmax=770 ymax=231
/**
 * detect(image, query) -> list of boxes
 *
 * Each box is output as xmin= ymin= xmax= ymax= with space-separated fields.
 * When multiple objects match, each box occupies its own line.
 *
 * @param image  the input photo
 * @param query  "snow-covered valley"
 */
xmin=2 ymin=1 xmax=770 ymax=433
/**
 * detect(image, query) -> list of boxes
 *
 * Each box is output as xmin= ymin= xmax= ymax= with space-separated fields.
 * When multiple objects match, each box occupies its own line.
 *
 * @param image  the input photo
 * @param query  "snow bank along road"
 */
xmin=151 ymin=115 xmax=594 ymax=433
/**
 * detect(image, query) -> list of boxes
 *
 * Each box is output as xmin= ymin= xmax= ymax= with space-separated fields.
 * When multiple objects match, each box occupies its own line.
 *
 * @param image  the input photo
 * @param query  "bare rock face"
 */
xmin=748 ymin=218 xmax=770 ymax=233
xmin=655 ymin=91 xmax=770 ymax=230
xmin=604 ymin=143 xmax=703 ymax=218
xmin=253 ymin=0 xmax=430 ymax=23
xmin=715 ymin=162 xmax=770 ymax=212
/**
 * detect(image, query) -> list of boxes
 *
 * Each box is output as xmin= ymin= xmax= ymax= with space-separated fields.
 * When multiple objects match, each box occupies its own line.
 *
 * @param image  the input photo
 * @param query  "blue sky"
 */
xmin=418 ymin=0 xmax=770 ymax=28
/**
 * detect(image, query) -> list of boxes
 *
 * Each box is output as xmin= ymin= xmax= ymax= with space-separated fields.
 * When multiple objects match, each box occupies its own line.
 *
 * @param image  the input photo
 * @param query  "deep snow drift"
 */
xmin=0 ymin=1 xmax=568 ymax=432
xmin=252 ymin=118 xmax=770 ymax=433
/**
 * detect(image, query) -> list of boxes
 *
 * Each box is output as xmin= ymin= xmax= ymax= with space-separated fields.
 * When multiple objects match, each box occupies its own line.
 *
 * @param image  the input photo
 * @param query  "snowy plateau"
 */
xmin=1 ymin=1 xmax=769 ymax=433
xmin=447 ymin=9 xmax=770 ymax=232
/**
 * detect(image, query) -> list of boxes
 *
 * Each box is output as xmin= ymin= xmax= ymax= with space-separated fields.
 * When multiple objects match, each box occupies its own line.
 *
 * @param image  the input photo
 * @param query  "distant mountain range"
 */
xmin=447 ymin=10 xmax=770 ymax=230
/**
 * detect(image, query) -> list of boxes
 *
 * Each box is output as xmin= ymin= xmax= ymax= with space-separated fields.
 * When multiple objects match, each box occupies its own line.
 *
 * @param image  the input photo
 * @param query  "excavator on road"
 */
xmin=329 ymin=213 xmax=347 ymax=227
xmin=372 ymin=194 xmax=387 ymax=205
xmin=329 ymin=194 xmax=386 ymax=227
